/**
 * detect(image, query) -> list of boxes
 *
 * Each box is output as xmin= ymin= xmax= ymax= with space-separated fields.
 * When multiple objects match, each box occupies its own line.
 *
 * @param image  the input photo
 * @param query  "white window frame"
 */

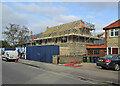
xmin=110 ymin=29 xmax=119 ymax=37
xmin=107 ymin=47 xmax=119 ymax=55
xmin=115 ymin=29 xmax=119 ymax=36
xmin=107 ymin=47 xmax=112 ymax=55
xmin=112 ymin=47 xmax=119 ymax=54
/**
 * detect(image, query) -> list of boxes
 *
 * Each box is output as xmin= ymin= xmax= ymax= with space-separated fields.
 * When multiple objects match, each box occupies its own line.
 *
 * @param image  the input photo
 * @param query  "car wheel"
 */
xmin=106 ymin=66 xmax=109 ymax=70
xmin=101 ymin=66 xmax=106 ymax=69
xmin=114 ymin=64 xmax=120 ymax=71
xmin=6 ymin=58 xmax=8 ymax=62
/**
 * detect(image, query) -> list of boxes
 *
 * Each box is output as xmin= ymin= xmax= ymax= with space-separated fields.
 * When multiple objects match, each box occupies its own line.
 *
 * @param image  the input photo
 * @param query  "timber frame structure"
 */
xmin=34 ymin=20 xmax=101 ymax=56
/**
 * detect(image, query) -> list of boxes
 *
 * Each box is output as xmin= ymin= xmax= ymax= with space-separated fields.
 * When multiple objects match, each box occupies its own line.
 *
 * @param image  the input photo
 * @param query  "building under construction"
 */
xmin=34 ymin=20 xmax=101 ymax=56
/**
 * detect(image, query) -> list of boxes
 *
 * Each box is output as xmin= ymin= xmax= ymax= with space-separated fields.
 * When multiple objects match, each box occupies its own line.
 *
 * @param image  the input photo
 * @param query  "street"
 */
xmin=2 ymin=61 xmax=96 ymax=84
xmin=17 ymin=59 xmax=119 ymax=84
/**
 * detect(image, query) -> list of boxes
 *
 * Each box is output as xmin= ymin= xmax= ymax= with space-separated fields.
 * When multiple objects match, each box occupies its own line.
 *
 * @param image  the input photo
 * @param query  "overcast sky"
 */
xmin=1 ymin=2 xmax=118 ymax=40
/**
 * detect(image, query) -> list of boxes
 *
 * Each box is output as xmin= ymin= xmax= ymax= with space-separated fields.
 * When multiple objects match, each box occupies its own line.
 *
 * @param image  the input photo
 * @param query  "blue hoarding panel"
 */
xmin=5 ymin=48 xmax=14 ymax=51
xmin=26 ymin=45 xmax=59 ymax=63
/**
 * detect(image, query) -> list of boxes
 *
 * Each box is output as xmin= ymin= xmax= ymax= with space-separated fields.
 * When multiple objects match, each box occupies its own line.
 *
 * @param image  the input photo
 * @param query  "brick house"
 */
xmin=103 ymin=19 xmax=120 ymax=54
xmin=86 ymin=39 xmax=107 ymax=57
xmin=86 ymin=19 xmax=120 ymax=57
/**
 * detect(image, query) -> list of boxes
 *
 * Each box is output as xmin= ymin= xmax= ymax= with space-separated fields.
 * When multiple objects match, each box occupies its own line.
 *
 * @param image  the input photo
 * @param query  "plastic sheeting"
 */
xmin=26 ymin=45 xmax=59 ymax=63
xmin=0 ymin=48 xmax=4 ymax=55
xmin=16 ymin=47 xmax=25 ymax=53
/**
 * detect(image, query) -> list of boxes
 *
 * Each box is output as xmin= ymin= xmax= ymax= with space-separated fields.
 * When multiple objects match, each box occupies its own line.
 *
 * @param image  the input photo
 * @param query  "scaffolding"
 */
xmin=34 ymin=20 xmax=101 ymax=56
xmin=39 ymin=20 xmax=95 ymax=38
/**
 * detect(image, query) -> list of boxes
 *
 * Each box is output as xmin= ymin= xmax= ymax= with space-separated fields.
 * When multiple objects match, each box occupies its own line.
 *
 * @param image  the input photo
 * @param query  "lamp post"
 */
xmin=30 ymin=31 xmax=32 ymax=46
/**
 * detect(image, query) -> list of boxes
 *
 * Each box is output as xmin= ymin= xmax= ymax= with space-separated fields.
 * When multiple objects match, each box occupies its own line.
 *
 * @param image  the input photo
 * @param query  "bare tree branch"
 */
xmin=3 ymin=24 xmax=30 ymax=46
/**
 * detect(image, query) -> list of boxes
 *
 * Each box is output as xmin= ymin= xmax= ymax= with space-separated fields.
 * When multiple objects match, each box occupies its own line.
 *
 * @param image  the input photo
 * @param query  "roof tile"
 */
xmin=103 ymin=19 xmax=120 ymax=30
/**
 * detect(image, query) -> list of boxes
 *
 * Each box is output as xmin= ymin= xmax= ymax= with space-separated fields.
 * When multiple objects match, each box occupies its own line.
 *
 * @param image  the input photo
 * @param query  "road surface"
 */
xmin=2 ymin=61 xmax=96 ymax=84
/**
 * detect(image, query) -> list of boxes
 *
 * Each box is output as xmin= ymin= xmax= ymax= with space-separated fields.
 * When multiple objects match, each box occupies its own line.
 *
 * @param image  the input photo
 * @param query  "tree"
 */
xmin=3 ymin=24 xmax=29 ymax=46
xmin=0 ymin=40 xmax=11 ymax=48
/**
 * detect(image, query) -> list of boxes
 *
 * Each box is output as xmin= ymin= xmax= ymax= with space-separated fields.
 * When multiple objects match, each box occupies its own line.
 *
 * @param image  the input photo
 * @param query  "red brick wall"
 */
xmin=99 ymin=49 xmax=106 ymax=57
xmin=53 ymin=55 xmax=85 ymax=64
xmin=59 ymin=55 xmax=83 ymax=63
xmin=86 ymin=49 xmax=106 ymax=57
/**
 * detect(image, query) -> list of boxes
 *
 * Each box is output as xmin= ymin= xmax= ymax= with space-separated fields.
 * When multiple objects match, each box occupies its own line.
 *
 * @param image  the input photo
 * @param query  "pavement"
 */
xmin=17 ymin=59 xmax=120 ymax=85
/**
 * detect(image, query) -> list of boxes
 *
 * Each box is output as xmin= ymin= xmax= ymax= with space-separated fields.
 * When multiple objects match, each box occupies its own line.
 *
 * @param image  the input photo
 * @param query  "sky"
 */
xmin=1 ymin=2 xmax=118 ymax=40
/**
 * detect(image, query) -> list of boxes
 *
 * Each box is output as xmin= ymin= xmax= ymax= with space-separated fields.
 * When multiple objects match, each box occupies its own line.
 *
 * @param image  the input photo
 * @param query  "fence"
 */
xmin=26 ymin=45 xmax=59 ymax=63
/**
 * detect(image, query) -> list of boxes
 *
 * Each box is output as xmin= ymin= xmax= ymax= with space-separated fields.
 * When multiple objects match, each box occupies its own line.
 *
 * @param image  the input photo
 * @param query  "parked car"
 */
xmin=2 ymin=50 xmax=19 ymax=62
xmin=96 ymin=54 xmax=120 ymax=71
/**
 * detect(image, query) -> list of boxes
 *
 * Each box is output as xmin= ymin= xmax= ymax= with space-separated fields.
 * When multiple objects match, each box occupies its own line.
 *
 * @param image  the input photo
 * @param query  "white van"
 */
xmin=2 ymin=50 xmax=19 ymax=62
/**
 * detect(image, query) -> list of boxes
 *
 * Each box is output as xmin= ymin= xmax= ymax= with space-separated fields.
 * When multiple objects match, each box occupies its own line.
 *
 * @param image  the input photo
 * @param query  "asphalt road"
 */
xmin=2 ymin=61 xmax=96 ymax=84
xmin=17 ymin=59 xmax=119 ymax=84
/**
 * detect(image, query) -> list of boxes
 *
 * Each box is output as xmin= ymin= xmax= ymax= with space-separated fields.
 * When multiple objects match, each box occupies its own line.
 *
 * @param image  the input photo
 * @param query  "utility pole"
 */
xmin=30 ymin=31 xmax=33 ymax=46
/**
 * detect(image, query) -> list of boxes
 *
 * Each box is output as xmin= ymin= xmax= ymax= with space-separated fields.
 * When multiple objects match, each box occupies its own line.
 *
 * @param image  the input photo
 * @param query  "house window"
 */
xmin=55 ymin=38 xmax=57 ymax=43
xmin=94 ymin=50 xmax=99 ymax=54
xmin=88 ymin=50 xmax=93 ymax=55
xmin=110 ymin=29 xmax=119 ymax=37
xmin=39 ymin=40 xmax=42 ymax=44
xmin=61 ymin=37 xmax=67 ymax=43
xmin=110 ymin=30 xmax=114 ymax=36
xmin=45 ymin=39 xmax=47 ymax=44
xmin=32 ymin=43 xmax=36 ymax=45
xmin=112 ymin=48 xmax=118 ymax=54
xmin=115 ymin=29 xmax=119 ymax=36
